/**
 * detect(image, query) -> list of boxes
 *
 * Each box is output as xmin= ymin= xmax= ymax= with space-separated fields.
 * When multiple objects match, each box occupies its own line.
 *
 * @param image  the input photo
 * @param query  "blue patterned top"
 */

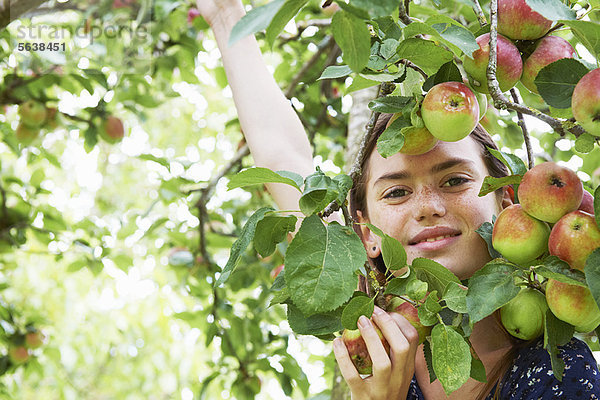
xmin=407 ymin=337 xmax=600 ymax=399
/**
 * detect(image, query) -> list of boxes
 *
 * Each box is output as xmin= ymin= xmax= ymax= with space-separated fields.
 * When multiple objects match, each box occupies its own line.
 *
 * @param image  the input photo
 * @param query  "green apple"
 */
xmin=25 ymin=330 xmax=45 ymax=349
xmin=548 ymin=210 xmax=600 ymax=271
xmin=15 ymin=123 xmax=41 ymax=145
xmin=518 ymin=162 xmax=583 ymax=223
xmin=546 ymin=279 xmax=600 ymax=332
xmin=492 ymin=204 xmax=550 ymax=265
xmin=521 ymin=36 xmax=575 ymax=94
xmin=342 ymin=326 xmax=389 ymax=375
xmin=421 ymin=82 xmax=479 ymax=142
xmin=462 ymin=33 xmax=523 ymax=94
xmin=100 ymin=115 xmax=125 ymax=143
xmin=500 ymin=287 xmax=548 ymax=340
xmin=572 ymin=69 xmax=600 ymax=137
xmin=498 ymin=0 xmax=553 ymax=40
xmin=8 ymin=346 xmax=29 ymax=364
xmin=386 ymin=296 xmax=431 ymax=344
xmin=18 ymin=100 xmax=47 ymax=128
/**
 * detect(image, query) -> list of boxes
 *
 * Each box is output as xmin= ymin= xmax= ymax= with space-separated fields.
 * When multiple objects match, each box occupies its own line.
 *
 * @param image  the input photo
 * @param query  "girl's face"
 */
xmin=357 ymin=137 xmax=509 ymax=280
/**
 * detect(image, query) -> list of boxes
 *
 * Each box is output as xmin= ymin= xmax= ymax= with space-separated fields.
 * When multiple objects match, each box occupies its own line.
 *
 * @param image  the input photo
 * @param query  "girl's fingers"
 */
xmin=357 ymin=315 xmax=392 ymax=376
xmin=388 ymin=310 xmax=420 ymax=361
xmin=332 ymin=338 xmax=364 ymax=389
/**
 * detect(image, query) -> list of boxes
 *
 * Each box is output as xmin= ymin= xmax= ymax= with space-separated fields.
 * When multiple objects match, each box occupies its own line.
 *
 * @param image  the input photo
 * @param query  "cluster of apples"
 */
xmin=7 ymin=328 xmax=45 ymax=366
xmin=16 ymin=100 xmax=59 ymax=145
xmin=492 ymin=162 xmax=600 ymax=339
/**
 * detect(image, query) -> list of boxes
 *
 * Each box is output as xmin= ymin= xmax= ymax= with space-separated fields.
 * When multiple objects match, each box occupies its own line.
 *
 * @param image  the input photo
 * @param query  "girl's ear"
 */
xmin=356 ymin=210 xmax=381 ymax=258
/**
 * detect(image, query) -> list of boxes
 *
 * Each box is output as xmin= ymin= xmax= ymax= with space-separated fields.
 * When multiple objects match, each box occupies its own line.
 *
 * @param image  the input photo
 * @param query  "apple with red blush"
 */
xmin=386 ymin=296 xmax=431 ymax=344
xmin=572 ymin=69 xmax=600 ymax=137
xmin=546 ymin=279 xmax=600 ymax=333
xmin=578 ymin=190 xmax=594 ymax=214
xmin=521 ymin=36 xmax=575 ymax=94
xmin=497 ymin=0 xmax=553 ymax=40
xmin=548 ymin=210 xmax=600 ymax=271
xmin=341 ymin=326 xmax=390 ymax=374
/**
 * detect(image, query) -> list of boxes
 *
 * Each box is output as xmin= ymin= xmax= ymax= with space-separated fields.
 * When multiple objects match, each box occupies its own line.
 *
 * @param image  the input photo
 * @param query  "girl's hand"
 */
xmin=333 ymin=306 xmax=420 ymax=400
xmin=196 ymin=0 xmax=245 ymax=28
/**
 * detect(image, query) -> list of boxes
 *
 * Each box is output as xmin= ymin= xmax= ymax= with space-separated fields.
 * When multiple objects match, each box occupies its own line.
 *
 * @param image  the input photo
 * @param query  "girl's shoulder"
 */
xmin=499 ymin=336 xmax=600 ymax=399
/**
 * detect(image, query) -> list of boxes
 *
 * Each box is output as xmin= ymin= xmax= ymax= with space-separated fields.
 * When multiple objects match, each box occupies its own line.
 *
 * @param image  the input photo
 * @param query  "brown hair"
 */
xmin=348 ymin=113 xmax=514 ymax=399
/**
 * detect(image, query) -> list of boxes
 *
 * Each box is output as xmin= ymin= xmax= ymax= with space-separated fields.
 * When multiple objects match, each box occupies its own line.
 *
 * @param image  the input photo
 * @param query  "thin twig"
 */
xmin=510 ymin=89 xmax=534 ymax=169
xmin=285 ymin=36 xmax=335 ymax=98
xmin=398 ymin=0 xmax=412 ymax=25
xmin=472 ymin=0 xmax=487 ymax=27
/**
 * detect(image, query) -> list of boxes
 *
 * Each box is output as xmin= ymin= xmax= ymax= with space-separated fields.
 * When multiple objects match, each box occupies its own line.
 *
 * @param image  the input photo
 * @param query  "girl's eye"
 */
xmin=384 ymin=188 xmax=409 ymax=198
xmin=443 ymin=177 xmax=469 ymax=187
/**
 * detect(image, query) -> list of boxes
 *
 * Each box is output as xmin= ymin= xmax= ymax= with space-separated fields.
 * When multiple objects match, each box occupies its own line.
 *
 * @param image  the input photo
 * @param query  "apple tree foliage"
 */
xmin=0 ymin=0 xmax=598 ymax=398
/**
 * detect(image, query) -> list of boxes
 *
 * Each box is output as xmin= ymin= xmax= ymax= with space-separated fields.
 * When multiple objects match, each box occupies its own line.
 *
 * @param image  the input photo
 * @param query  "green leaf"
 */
xmin=368 ymin=96 xmax=415 ymax=113
xmin=544 ymin=310 xmax=574 ymax=382
xmin=574 ymin=133 xmax=596 ymax=154
xmin=423 ymin=340 xmax=437 ymax=383
xmin=442 ymin=282 xmax=468 ymax=313
xmin=486 ymin=147 xmax=527 ymax=176
xmin=422 ymin=61 xmax=462 ymax=92
xmin=319 ymin=65 xmax=353 ymax=80
xmin=466 ymin=261 xmax=520 ymax=323
xmin=535 ymin=59 xmax=590 ymax=109
xmin=475 ymin=219 xmax=503 ymax=259
xmin=229 ymin=0 xmax=286 ymax=46
xmin=215 ymin=207 xmax=274 ymax=286
xmin=478 ymin=175 xmax=522 ymax=197
xmin=333 ymin=174 xmax=353 ymax=205
xmin=254 ymin=215 xmax=297 ymax=257
xmin=595 ymin=185 xmax=600 ymax=230
xmin=349 ymin=0 xmax=398 ymax=18
xmin=418 ymin=291 xmax=443 ymax=326
xmin=534 ymin=256 xmax=587 ymax=287
xmin=377 ymin=117 xmax=409 ymax=158
xmin=341 ymin=295 xmax=374 ymax=330
xmin=331 ymin=11 xmax=371 ymax=72
xmin=585 ymin=249 xmax=600 ymax=310
xmin=266 ymin=0 xmax=308 ymax=46
xmin=470 ymin=352 xmax=487 ymax=383
xmin=287 ymin=303 xmax=343 ymax=336
xmin=430 ymin=23 xmax=479 ymax=57
xmin=380 ymin=39 xmax=399 ymax=60
xmin=365 ymin=223 xmax=407 ymax=270
xmin=525 ymin=0 xmax=576 ymax=21
xmin=385 ymin=271 xmax=428 ymax=301
xmin=285 ymin=215 xmax=366 ymax=315
xmin=412 ymin=258 xmax=461 ymax=295
xmin=396 ymin=38 xmax=454 ymax=75
xmin=299 ymin=170 xmax=339 ymax=216
xmin=431 ymin=324 xmax=471 ymax=395
xmin=228 ymin=167 xmax=302 ymax=191
xmin=560 ymin=20 xmax=600 ymax=61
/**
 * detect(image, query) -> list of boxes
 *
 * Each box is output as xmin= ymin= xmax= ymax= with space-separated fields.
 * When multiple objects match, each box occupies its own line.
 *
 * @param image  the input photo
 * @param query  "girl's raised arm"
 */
xmin=197 ymin=0 xmax=314 ymax=213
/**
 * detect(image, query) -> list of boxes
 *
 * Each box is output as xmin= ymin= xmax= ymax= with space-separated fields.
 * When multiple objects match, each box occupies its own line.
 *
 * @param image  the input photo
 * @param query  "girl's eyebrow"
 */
xmin=373 ymin=158 xmax=476 ymax=188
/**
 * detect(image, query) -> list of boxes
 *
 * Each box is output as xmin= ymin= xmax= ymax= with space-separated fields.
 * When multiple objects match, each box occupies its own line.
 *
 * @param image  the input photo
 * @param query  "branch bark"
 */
xmin=0 ymin=0 xmax=48 ymax=31
xmin=510 ymin=89 xmax=534 ymax=169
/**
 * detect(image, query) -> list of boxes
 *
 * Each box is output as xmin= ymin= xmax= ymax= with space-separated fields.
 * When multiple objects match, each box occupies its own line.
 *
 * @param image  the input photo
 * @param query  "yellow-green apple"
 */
xmin=492 ymin=204 xmax=550 ymax=265
xmin=462 ymin=33 xmax=523 ymax=94
xmin=386 ymin=113 xmax=439 ymax=155
xmin=25 ymin=330 xmax=45 ymax=349
xmin=548 ymin=210 xmax=600 ymax=271
xmin=572 ymin=69 xmax=600 ymax=137
xmin=386 ymin=296 xmax=431 ymax=344
xmin=8 ymin=346 xmax=29 ymax=364
xmin=500 ymin=287 xmax=548 ymax=340
xmin=578 ymin=190 xmax=594 ymax=214
xmin=44 ymin=107 xmax=60 ymax=130
xmin=521 ymin=36 xmax=575 ymax=94
xmin=498 ymin=0 xmax=553 ymax=40
xmin=18 ymin=100 xmax=47 ymax=128
xmin=421 ymin=82 xmax=479 ymax=142
xmin=100 ymin=115 xmax=125 ymax=143
xmin=518 ymin=162 xmax=583 ymax=223
xmin=546 ymin=279 xmax=600 ymax=332
xmin=15 ymin=123 xmax=40 ymax=145
xmin=341 ymin=326 xmax=390 ymax=374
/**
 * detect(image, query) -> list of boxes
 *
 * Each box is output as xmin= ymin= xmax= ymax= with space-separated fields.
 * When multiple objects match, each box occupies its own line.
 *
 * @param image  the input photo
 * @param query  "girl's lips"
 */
xmin=408 ymin=233 xmax=462 ymax=251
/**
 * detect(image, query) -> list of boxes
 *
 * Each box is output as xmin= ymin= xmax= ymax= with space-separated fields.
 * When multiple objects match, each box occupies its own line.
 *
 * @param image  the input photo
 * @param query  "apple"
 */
xmin=342 ymin=326 xmax=390 ymax=375
xmin=187 ymin=8 xmax=201 ymax=25
xmin=100 ymin=115 xmax=125 ymax=143
xmin=386 ymin=296 xmax=431 ymax=344
xmin=25 ymin=330 xmax=45 ymax=349
xmin=548 ymin=210 xmax=600 ymax=271
xmin=518 ymin=162 xmax=583 ymax=223
xmin=8 ymin=346 xmax=29 ymax=364
xmin=572 ymin=69 xmax=600 ymax=137
xmin=462 ymin=33 xmax=523 ymax=94
xmin=546 ymin=279 xmax=600 ymax=332
xmin=270 ymin=264 xmax=284 ymax=280
xmin=579 ymin=190 xmax=594 ymax=214
xmin=521 ymin=36 xmax=575 ymax=94
xmin=44 ymin=107 xmax=59 ymax=130
xmin=15 ymin=123 xmax=41 ymax=145
xmin=500 ymin=287 xmax=548 ymax=340
xmin=498 ymin=0 xmax=553 ymax=40
xmin=421 ymin=82 xmax=479 ymax=142
xmin=492 ymin=204 xmax=550 ymax=265
xmin=18 ymin=100 xmax=47 ymax=128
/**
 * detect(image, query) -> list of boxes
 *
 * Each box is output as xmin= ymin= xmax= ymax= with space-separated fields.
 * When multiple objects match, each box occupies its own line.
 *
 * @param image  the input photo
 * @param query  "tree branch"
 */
xmin=285 ymin=36 xmax=336 ymax=98
xmin=510 ymin=89 xmax=534 ymax=169
xmin=0 ymin=0 xmax=48 ymax=31
xmin=471 ymin=0 xmax=487 ymax=27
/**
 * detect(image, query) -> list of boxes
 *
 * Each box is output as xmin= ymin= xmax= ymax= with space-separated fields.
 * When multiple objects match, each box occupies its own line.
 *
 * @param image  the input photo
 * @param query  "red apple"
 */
xmin=18 ymin=100 xmax=47 ymax=128
xmin=462 ymin=33 xmax=523 ymax=94
xmin=270 ymin=264 xmax=284 ymax=280
xmin=579 ymin=190 xmax=594 ymax=214
xmin=15 ymin=123 xmax=41 ymax=145
xmin=521 ymin=36 xmax=575 ymax=94
xmin=342 ymin=326 xmax=389 ymax=375
xmin=546 ymin=279 xmax=600 ymax=332
xmin=498 ymin=0 xmax=553 ymax=40
xmin=187 ymin=8 xmax=201 ymax=24
xmin=100 ymin=115 xmax=125 ymax=143
xmin=386 ymin=296 xmax=431 ymax=344
xmin=572 ymin=69 xmax=600 ymax=137
xmin=492 ymin=204 xmax=550 ymax=265
xmin=8 ymin=346 xmax=29 ymax=364
xmin=518 ymin=162 xmax=583 ymax=223
xmin=421 ymin=82 xmax=479 ymax=142
xmin=500 ymin=287 xmax=548 ymax=340
xmin=548 ymin=210 xmax=600 ymax=271
xmin=25 ymin=330 xmax=45 ymax=349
